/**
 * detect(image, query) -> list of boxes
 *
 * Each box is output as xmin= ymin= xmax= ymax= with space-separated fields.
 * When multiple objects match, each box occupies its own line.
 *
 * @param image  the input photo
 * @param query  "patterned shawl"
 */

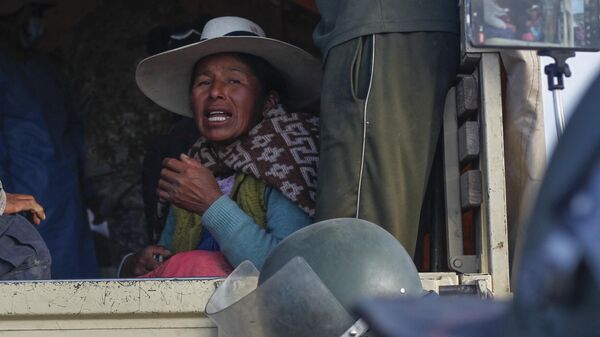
xmin=188 ymin=105 xmax=319 ymax=216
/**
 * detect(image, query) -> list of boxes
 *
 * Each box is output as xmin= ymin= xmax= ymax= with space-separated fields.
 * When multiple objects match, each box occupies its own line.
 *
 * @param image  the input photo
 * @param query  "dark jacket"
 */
xmin=0 ymin=48 xmax=97 ymax=278
xmin=313 ymin=0 xmax=460 ymax=58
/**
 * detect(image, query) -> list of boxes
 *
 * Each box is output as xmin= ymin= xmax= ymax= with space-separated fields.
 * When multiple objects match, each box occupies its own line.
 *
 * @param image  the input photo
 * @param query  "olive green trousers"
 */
xmin=315 ymin=32 xmax=459 ymax=256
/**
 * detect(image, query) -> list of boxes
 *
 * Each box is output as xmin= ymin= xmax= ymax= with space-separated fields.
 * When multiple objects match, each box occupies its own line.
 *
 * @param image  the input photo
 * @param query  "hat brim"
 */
xmin=136 ymin=36 xmax=322 ymax=117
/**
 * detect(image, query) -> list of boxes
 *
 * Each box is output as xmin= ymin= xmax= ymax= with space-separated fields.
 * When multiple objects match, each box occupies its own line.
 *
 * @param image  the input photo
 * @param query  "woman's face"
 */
xmin=191 ymin=53 xmax=268 ymax=145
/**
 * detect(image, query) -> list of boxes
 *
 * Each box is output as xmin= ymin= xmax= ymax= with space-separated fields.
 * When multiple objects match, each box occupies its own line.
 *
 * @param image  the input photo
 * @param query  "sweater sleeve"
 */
xmin=201 ymin=186 xmax=311 ymax=269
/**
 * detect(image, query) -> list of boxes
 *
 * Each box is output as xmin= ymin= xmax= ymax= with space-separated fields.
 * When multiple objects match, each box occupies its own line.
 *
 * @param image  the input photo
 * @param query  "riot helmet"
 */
xmin=260 ymin=217 xmax=425 ymax=313
xmin=206 ymin=218 xmax=425 ymax=337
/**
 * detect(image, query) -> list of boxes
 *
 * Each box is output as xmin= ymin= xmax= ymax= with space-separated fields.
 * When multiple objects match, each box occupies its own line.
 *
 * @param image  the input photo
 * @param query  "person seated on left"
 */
xmin=0 ymin=0 xmax=98 ymax=279
xmin=0 ymin=179 xmax=45 ymax=224
xmin=119 ymin=16 xmax=321 ymax=278
xmin=0 ymin=179 xmax=51 ymax=280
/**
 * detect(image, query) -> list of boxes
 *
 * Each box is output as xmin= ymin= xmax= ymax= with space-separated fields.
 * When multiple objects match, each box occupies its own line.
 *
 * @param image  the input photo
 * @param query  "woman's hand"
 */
xmin=157 ymin=154 xmax=223 ymax=214
xmin=4 ymin=193 xmax=46 ymax=225
xmin=121 ymin=245 xmax=172 ymax=277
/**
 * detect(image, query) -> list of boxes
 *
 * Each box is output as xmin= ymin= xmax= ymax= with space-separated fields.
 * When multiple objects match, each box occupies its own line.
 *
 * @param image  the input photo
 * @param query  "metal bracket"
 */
xmin=438 ymin=273 xmax=493 ymax=299
xmin=538 ymin=49 xmax=576 ymax=137
xmin=460 ymin=52 xmax=482 ymax=75
xmin=450 ymin=255 xmax=480 ymax=273
xmin=461 ymin=274 xmax=495 ymax=299
xmin=438 ymin=281 xmax=491 ymax=299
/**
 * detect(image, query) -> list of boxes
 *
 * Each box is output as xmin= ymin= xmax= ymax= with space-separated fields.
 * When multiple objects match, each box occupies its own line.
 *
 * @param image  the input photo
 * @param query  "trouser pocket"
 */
xmin=350 ymin=35 xmax=374 ymax=100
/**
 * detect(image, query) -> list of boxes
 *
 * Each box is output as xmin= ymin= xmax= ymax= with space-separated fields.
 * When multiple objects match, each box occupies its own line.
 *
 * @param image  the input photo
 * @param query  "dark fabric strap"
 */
xmin=200 ymin=31 xmax=261 ymax=41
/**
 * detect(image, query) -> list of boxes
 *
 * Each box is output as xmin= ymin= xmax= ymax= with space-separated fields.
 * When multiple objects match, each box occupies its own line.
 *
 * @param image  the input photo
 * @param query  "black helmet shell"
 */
xmin=259 ymin=218 xmax=425 ymax=316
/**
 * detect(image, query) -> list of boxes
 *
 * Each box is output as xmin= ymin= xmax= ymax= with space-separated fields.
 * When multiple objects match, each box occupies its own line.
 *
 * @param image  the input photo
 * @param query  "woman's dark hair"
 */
xmin=236 ymin=53 xmax=288 ymax=106
xmin=191 ymin=52 xmax=288 ymax=106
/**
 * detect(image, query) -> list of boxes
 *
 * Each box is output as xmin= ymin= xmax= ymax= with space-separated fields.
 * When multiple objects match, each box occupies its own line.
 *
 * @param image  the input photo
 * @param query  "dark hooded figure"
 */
xmin=0 ymin=0 xmax=97 ymax=278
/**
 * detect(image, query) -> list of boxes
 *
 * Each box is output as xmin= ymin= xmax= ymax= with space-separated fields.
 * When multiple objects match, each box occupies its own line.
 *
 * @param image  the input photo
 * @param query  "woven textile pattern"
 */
xmin=189 ymin=105 xmax=319 ymax=216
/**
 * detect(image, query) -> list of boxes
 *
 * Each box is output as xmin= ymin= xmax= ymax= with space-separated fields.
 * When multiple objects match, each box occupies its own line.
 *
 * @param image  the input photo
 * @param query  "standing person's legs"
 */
xmin=316 ymin=32 xmax=459 ymax=256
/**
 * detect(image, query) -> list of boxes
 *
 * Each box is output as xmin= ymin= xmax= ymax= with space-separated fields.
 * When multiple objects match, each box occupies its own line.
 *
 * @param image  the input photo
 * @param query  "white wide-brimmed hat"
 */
xmin=136 ymin=16 xmax=322 ymax=117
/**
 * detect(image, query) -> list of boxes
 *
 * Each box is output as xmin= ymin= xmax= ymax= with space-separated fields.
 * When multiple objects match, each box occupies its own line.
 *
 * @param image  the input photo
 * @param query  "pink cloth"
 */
xmin=521 ymin=32 xmax=535 ymax=41
xmin=139 ymin=250 xmax=233 ymax=278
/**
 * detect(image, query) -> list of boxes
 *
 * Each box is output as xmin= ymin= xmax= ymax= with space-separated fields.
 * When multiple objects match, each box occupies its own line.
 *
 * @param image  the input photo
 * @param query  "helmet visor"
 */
xmin=206 ymin=257 xmax=357 ymax=337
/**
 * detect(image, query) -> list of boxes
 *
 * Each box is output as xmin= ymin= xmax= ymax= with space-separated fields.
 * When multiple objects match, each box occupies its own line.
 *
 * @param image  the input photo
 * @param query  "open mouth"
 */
xmin=205 ymin=111 xmax=232 ymax=122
